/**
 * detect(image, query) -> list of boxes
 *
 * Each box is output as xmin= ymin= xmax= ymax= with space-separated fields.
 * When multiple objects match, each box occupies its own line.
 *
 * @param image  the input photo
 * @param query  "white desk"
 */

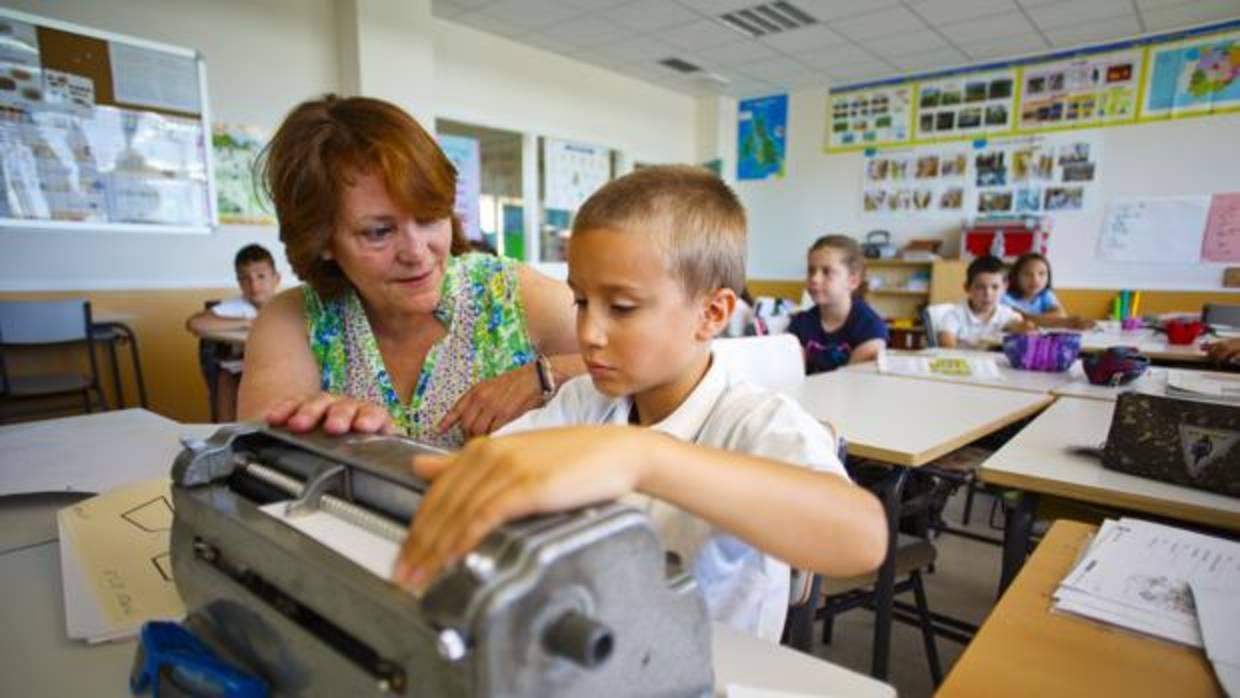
xmin=200 ymin=327 xmax=249 ymax=346
xmin=1078 ymin=328 xmax=1208 ymax=363
xmin=847 ymin=348 xmax=1079 ymax=395
xmin=791 ymin=370 xmax=1054 ymax=467
xmin=978 ymin=397 xmax=1240 ymax=590
xmin=1051 ymin=365 xmax=1240 ymax=403
xmin=0 ymin=412 xmax=892 ymax=698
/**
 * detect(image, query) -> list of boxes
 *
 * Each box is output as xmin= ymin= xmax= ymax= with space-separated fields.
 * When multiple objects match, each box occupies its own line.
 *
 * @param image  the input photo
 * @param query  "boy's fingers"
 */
xmin=412 ymin=453 xmax=454 ymax=479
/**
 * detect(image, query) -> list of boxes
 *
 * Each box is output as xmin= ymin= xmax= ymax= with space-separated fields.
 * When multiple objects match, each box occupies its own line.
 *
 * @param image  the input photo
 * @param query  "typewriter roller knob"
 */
xmin=543 ymin=611 xmax=614 ymax=668
xmin=436 ymin=628 xmax=468 ymax=662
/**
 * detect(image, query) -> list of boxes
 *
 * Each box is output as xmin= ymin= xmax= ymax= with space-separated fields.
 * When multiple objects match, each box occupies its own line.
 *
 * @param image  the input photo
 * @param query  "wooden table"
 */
xmin=847 ymin=348 xmax=1080 ymax=395
xmin=791 ymin=370 xmax=1054 ymax=467
xmin=199 ymin=327 xmax=248 ymax=346
xmin=978 ymin=397 xmax=1240 ymax=591
xmin=936 ymin=520 xmax=1221 ymax=698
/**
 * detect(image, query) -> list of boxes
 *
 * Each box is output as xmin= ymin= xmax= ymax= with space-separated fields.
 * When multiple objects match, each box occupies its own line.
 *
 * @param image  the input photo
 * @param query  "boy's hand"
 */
xmin=436 ymin=364 xmax=543 ymax=438
xmin=266 ymin=392 xmax=398 ymax=435
xmin=393 ymin=427 xmax=650 ymax=594
xmin=1207 ymin=338 xmax=1240 ymax=364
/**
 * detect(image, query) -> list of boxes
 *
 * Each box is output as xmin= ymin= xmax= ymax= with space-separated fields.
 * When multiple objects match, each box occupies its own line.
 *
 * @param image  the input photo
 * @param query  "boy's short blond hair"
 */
xmin=571 ymin=165 xmax=747 ymax=297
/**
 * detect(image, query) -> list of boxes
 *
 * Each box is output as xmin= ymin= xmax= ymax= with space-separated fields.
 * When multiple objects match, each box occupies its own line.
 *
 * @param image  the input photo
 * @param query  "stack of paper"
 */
xmin=1166 ymin=369 xmax=1240 ymax=403
xmin=878 ymin=353 xmax=1003 ymax=380
xmin=1051 ymin=515 xmax=1240 ymax=654
xmin=58 ymin=478 xmax=185 ymax=642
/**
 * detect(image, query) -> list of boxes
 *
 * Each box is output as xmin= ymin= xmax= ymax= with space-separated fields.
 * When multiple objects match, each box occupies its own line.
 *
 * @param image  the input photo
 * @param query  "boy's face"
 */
xmin=806 ymin=248 xmax=860 ymax=307
xmin=966 ymin=271 xmax=1006 ymax=314
xmin=237 ymin=260 xmax=280 ymax=308
xmin=567 ymin=227 xmax=729 ymax=403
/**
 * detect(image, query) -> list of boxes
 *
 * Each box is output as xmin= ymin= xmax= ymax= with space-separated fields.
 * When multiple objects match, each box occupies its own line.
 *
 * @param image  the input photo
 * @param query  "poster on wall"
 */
xmin=543 ymin=137 xmax=610 ymax=212
xmin=826 ymin=85 xmax=912 ymax=150
xmin=1202 ymin=192 xmax=1240 ymax=263
xmin=738 ymin=94 xmax=787 ymax=180
xmin=914 ymin=68 xmax=1017 ymax=142
xmin=1096 ymin=196 xmax=1210 ymax=263
xmin=1019 ymin=49 xmax=1141 ymax=131
xmin=861 ymin=131 xmax=1102 ymax=219
xmin=1141 ymin=28 xmax=1240 ymax=119
xmin=439 ymin=134 xmax=481 ymax=241
xmin=212 ymin=123 xmax=273 ymax=225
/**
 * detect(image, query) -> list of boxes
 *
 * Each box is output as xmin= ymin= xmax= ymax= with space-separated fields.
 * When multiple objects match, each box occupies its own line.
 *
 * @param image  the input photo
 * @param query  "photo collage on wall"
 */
xmin=862 ymin=132 xmax=1102 ymax=219
xmin=915 ymin=69 xmax=1017 ymax=141
xmin=1019 ymin=49 xmax=1141 ymax=130
xmin=827 ymin=84 xmax=912 ymax=149
xmin=862 ymin=147 xmax=970 ymax=216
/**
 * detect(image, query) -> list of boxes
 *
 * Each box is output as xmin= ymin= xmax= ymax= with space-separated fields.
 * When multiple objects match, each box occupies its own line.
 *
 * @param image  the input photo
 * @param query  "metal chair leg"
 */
xmin=911 ymin=571 xmax=944 ymax=686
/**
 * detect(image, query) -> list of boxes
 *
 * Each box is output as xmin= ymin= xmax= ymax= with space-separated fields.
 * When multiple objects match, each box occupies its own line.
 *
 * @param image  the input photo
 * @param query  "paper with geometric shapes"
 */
xmin=57 ymin=477 xmax=184 ymax=640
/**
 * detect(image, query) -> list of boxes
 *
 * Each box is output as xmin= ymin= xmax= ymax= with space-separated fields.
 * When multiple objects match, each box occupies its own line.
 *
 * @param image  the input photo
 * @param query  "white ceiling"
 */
xmin=433 ymin=0 xmax=1240 ymax=98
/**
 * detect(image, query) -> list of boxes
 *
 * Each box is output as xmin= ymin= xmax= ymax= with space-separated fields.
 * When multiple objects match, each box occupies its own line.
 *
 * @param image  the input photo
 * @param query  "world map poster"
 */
xmin=1142 ymin=29 xmax=1240 ymax=118
xmin=738 ymin=94 xmax=787 ymax=180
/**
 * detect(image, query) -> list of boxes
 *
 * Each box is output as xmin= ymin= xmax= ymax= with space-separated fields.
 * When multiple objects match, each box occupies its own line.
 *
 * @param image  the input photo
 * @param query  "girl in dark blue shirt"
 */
xmin=788 ymin=235 xmax=889 ymax=374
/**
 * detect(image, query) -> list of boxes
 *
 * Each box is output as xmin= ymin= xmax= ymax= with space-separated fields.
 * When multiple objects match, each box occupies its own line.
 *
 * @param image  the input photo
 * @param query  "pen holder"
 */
xmin=1002 ymin=332 xmax=1081 ymax=372
xmin=1121 ymin=317 xmax=1143 ymax=331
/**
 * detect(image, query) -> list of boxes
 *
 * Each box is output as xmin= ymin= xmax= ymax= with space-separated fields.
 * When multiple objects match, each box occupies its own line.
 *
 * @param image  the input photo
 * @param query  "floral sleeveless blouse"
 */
xmin=304 ymin=253 xmax=536 ymax=449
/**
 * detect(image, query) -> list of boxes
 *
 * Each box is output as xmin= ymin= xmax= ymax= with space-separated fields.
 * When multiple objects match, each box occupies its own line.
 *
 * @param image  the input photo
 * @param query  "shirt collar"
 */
xmin=644 ymin=354 xmax=730 ymax=442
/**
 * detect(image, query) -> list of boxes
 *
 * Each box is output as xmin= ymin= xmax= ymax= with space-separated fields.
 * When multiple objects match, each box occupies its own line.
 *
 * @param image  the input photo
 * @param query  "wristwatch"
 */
xmin=535 ymin=353 xmax=557 ymax=403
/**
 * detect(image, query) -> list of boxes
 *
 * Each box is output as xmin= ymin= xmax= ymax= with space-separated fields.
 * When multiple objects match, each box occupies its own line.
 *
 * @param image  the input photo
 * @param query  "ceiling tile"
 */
xmin=864 ymin=31 xmax=950 ymax=57
xmin=442 ymin=0 xmax=496 ymax=9
xmin=938 ymin=11 xmax=1039 ymax=44
xmin=1135 ymin=0 xmax=1204 ymax=8
xmin=558 ymin=0 xmax=643 ymax=9
xmin=733 ymin=56 xmax=818 ymax=80
xmin=477 ymin=0 xmax=584 ymax=30
xmin=722 ymin=78 xmax=782 ymax=99
xmin=432 ymin=1 xmax=473 ymax=19
xmin=1025 ymin=0 xmax=1134 ymax=31
xmin=592 ymin=35 xmax=679 ymax=64
xmin=958 ymin=32 xmax=1050 ymax=61
xmin=828 ymin=6 xmax=930 ymax=40
xmin=453 ymin=12 xmax=532 ymax=40
xmin=676 ymin=0 xmax=761 ymax=15
xmin=829 ymin=60 xmax=899 ymax=82
xmin=655 ymin=19 xmax=746 ymax=51
xmin=599 ymin=0 xmax=699 ymax=32
xmin=758 ymin=24 xmax=848 ymax=52
xmin=906 ymin=0 xmax=1019 ymax=26
xmin=1044 ymin=15 xmax=1142 ymax=47
xmin=889 ymin=46 xmax=970 ymax=73
xmin=774 ymin=72 xmax=832 ymax=90
xmin=794 ymin=43 xmax=878 ymax=69
xmin=792 ymin=0 xmax=903 ymax=22
xmin=694 ymin=39 xmax=779 ymax=67
xmin=1016 ymin=0 xmax=1064 ymax=7
xmin=1140 ymin=0 xmax=1240 ymax=31
xmin=543 ymin=16 xmax=633 ymax=47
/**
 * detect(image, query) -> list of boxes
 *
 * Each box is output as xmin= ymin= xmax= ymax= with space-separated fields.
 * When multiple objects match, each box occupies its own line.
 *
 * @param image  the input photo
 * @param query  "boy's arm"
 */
xmin=393 ymin=426 xmax=887 ymax=593
xmin=186 ymin=309 xmax=252 ymax=335
xmin=1001 ymin=310 xmax=1037 ymax=334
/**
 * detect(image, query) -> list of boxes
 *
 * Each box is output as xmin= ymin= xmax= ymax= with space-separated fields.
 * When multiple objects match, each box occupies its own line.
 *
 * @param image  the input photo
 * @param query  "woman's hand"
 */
xmin=393 ymin=427 xmax=648 ymax=593
xmin=266 ymin=392 xmax=397 ymax=435
xmin=437 ymin=363 xmax=543 ymax=438
xmin=1207 ymin=338 xmax=1240 ymax=365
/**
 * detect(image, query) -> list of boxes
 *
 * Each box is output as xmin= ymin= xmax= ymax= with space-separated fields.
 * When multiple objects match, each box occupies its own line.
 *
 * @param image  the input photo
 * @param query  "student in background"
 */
xmin=392 ymin=166 xmax=886 ymax=643
xmin=787 ymin=235 xmax=888 ymax=374
xmin=938 ymin=255 xmax=1035 ymax=348
xmin=186 ymin=244 xmax=280 ymax=421
xmin=1003 ymin=253 xmax=1093 ymax=330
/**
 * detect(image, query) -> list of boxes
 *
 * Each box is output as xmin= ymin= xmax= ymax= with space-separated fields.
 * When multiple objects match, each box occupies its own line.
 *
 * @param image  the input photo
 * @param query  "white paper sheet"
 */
xmin=878 ymin=353 xmax=1003 ymax=380
xmin=1096 ymin=196 xmax=1211 ymax=264
xmin=1193 ymin=583 xmax=1240 ymax=697
xmin=108 ymin=42 xmax=200 ymax=114
xmin=259 ymin=502 xmax=401 ymax=581
xmin=1166 ymin=369 xmax=1240 ymax=402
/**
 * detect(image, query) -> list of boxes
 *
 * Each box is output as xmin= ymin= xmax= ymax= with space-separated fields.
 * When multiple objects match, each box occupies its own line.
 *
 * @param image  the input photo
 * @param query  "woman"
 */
xmin=238 ymin=96 xmax=580 ymax=448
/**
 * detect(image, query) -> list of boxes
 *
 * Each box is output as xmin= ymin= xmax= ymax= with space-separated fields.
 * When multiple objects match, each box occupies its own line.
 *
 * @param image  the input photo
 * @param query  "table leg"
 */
xmin=998 ymin=490 xmax=1038 ymax=597
xmin=110 ymin=323 xmax=149 ymax=408
xmin=106 ymin=337 xmax=125 ymax=408
xmin=872 ymin=467 xmax=908 ymax=681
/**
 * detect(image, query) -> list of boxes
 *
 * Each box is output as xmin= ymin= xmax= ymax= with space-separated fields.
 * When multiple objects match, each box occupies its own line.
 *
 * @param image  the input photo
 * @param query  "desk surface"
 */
xmin=0 ymin=413 xmax=893 ymax=698
xmin=847 ymin=348 xmax=1079 ymax=395
xmin=1079 ymin=328 xmax=1208 ymax=363
xmin=978 ymin=397 xmax=1240 ymax=532
xmin=199 ymin=327 xmax=249 ymax=345
xmin=790 ymin=370 xmax=1053 ymax=466
xmin=936 ymin=520 xmax=1220 ymax=698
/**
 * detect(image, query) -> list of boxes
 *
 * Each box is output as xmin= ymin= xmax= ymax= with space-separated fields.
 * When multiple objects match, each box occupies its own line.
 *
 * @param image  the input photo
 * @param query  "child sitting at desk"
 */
xmin=186 ymin=244 xmax=280 ymax=421
xmin=787 ymin=235 xmax=888 ymax=374
xmin=390 ymin=166 xmax=886 ymax=642
xmin=938 ymin=255 xmax=1035 ymax=348
xmin=1003 ymin=253 xmax=1092 ymax=330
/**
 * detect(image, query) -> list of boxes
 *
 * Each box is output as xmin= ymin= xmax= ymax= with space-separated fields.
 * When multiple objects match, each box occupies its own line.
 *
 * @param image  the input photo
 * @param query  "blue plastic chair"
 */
xmin=0 ymin=299 xmax=108 ymax=422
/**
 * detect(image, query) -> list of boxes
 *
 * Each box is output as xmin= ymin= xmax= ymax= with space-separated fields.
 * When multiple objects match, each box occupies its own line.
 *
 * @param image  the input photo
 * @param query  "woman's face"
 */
xmin=329 ymin=169 xmax=452 ymax=317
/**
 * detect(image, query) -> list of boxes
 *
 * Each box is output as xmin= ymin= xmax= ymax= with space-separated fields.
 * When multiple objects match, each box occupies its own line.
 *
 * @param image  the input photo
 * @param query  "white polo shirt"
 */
xmin=938 ymin=301 xmax=1022 ymax=348
xmin=497 ymin=355 xmax=847 ymax=643
xmin=211 ymin=296 xmax=258 ymax=319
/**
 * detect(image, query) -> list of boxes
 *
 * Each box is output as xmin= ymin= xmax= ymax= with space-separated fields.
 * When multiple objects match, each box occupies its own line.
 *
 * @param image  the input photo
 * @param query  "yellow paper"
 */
xmin=58 ymin=478 xmax=185 ymax=632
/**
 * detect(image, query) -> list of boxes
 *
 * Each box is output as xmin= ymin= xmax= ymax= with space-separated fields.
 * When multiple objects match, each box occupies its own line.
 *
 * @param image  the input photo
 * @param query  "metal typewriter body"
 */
xmin=168 ymin=424 xmax=714 ymax=697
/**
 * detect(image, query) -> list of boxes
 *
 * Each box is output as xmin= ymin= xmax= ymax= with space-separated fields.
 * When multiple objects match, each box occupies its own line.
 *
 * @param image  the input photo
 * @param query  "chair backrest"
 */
xmin=0 ymin=299 xmax=92 ymax=345
xmin=921 ymin=303 xmax=955 ymax=348
xmin=1203 ymin=303 xmax=1240 ymax=328
xmin=712 ymin=334 xmax=805 ymax=390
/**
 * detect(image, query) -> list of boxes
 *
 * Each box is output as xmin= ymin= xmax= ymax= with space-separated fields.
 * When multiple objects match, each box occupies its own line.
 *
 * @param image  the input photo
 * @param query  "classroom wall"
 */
xmin=724 ymin=86 xmax=1240 ymax=291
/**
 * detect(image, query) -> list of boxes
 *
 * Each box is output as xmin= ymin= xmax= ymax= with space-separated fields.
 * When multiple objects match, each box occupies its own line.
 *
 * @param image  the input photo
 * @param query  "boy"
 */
xmin=937 ymin=255 xmax=1034 ymax=348
xmin=391 ymin=166 xmax=886 ymax=643
xmin=186 ymin=244 xmax=280 ymax=420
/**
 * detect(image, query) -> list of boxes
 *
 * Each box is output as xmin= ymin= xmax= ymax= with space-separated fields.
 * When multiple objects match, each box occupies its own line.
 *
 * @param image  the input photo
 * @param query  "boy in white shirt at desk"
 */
xmin=186 ymin=244 xmax=280 ymax=421
xmin=938 ymin=255 xmax=1035 ymax=349
xmin=390 ymin=166 xmax=886 ymax=642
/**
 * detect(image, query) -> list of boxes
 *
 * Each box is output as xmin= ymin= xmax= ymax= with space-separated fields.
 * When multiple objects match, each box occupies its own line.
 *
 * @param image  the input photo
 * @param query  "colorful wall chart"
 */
xmin=915 ymin=69 xmax=1017 ymax=142
xmin=212 ymin=123 xmax=273 ymax=225
xmin=738 ymin=94 xmax=788 ymax=180
xmin=1019 ymin=49 xmax=1141 ymax=130
xmin=1142 ymin=28 xmax=1240 ymax=119
xmin=827 ymin=84 xmax=912 ymax=150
